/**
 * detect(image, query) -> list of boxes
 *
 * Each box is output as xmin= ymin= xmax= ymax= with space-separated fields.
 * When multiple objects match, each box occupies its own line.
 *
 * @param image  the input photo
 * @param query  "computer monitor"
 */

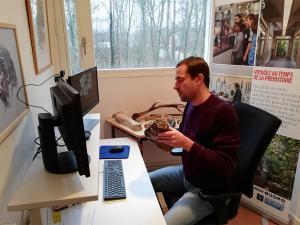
xmin=67 ymin=66 xmax=99 ymax=115
xmin=67 ymin=66 xmax=99 ymax=139
xmin=38 ymin=79 xmax=90 ymax=177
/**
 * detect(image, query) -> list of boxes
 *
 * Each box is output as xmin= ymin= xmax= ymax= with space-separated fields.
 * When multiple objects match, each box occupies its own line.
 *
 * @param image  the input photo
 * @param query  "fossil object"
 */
xmin=144 ymin=119 xmax=172 ymax=151
xmin=112 ymin=111 xmax=142 ymax=131
xmin=132 ymin=101 xmax=185 ymax=121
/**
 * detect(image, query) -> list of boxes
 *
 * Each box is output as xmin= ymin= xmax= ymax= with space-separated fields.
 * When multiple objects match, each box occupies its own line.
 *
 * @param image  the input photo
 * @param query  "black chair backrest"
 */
xmin=233 ymin=102 xmax=282 ymax=198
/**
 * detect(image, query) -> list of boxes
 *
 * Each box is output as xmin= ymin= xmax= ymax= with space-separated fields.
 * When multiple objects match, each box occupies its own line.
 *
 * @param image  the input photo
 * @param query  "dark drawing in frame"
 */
xmin=0 ymin=23 xmax=29 ymax=143
xmin=26 ymin=0 xmax=52 ymax=74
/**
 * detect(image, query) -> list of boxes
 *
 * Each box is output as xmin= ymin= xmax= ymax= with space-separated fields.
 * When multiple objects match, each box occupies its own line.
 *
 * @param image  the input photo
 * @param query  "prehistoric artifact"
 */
xmin=132 ymin=101 xmax=185 ymax=121
xmin=144 ymin=119 xmax=172 ymax=151
xmin=112 ymin=111 xmax=142 ymax=131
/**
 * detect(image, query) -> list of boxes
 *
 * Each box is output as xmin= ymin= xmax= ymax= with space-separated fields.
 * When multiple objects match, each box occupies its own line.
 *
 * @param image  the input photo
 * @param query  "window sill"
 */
xmin=97 ymin=67 xmax=176 ymax=79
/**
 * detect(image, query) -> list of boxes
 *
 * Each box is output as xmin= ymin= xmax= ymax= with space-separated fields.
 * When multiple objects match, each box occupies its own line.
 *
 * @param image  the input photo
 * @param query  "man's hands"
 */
xmin=157 ymin=127 xmax=194 ymax=152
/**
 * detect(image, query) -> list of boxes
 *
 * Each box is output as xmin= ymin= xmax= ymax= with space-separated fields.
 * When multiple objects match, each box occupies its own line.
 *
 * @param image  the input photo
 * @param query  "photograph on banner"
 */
xmin=256 ymin=0 xmax=300 ymax=69
xmin=210 ymin=73 xmax=252 ymax=104
xmin=242 ymin=134 xmax=300 ymax=223
xmin=212 ymin=0 xmax=260 ymax=76
xmin=213 ymin=0 xmax=260 ymax=66
xmin=250 ymin=67 xmax=300 ymax=140
xmin=255 ymin=134 xmax=300 ymax=199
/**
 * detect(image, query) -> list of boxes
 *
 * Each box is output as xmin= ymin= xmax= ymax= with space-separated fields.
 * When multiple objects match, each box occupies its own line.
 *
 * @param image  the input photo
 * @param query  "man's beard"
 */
xmin=178 ymin=93 xmax=190 ymax=102
xmin=179 ymin=96 xmax=188 ymax=102
xmin=178 ymin=90 xmax=194 ymax=102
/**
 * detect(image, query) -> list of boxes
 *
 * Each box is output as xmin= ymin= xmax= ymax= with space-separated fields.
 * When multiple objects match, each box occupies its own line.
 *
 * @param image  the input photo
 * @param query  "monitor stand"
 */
xmin=85 ymin=130 xmax=91 ymax=140
xmin=38 ymin=113 xmax=78 ymax=174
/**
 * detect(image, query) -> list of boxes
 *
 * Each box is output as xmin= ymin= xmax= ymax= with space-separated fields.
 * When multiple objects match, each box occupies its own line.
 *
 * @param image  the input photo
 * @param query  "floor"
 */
xmin=266 ymin=57 xmax=296 ymax=68
xmin=157 ymin=192 xmax=279 ymax=225
xmin=228 ymin=205 xmax=278 ymax=225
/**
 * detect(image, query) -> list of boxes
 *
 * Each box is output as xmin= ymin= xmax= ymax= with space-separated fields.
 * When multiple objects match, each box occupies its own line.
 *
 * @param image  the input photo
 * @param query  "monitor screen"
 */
xmin=67 ymin=66 xmax=99 ymax=115
xmin=38 ymin=79 xmax=90 ymax=177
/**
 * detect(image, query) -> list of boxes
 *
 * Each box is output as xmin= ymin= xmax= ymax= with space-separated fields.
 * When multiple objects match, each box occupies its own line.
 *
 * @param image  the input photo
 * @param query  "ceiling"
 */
xmin=262 ymin=0 xmax=300 ymax=36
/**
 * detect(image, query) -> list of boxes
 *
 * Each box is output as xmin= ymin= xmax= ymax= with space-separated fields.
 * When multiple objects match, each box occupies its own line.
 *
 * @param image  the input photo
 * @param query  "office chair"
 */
xmin=168 ymin=102 xmax=282 ymax=225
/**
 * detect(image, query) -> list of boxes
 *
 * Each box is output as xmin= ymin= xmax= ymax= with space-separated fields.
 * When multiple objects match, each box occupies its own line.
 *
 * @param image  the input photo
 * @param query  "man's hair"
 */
xmin=246 ymin=13 xmax=257 ymax=32
xmin=246 ymin=13 xmax=255 ymax=21
xmin=235 ymin=13 xmax=244 ymax=22
xmin=234 ymin=22 xmax=244 ymax=31
xmin=176 ymin=56 xmax=210 ymax=88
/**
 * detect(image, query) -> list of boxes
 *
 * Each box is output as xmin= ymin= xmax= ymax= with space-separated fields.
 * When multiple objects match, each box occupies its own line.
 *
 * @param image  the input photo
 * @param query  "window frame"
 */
xmin=52 ymin=0 xmax=213 ymax=78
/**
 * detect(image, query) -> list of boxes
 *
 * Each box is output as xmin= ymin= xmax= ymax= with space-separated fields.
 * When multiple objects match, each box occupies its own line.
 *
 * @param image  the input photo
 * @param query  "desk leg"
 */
xmin=138 ymin=139 xmax=144 ymax=156
xmin=111 ymin=126 xmax=116 ymax=138
xmin=28 ymin=209 xmax=43 ymax=225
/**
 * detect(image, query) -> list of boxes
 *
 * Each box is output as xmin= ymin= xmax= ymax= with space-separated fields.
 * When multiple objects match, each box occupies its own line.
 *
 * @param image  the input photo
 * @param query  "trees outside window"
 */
xmin=64 ymin=0 xmax=80 ymax=74
xmin=90 ymin=0 xmax=208 ymax=69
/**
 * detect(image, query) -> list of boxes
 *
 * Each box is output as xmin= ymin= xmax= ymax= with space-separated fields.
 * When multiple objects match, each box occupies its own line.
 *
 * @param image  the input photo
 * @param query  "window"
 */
xmin=91 ymin=0 xmax=209 ymax=69
xmin=64 ymin=0 xmax=80 ymax=74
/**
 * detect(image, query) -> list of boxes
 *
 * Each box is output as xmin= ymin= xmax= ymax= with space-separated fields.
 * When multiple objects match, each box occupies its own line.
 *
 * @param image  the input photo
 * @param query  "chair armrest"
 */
xmin=170 ymin=147 xmax=183 ymax=156
xmin=198 ymin=190 xmax=242 ymax=224
xmin=198 ymin=190 xmax=241 ymax=202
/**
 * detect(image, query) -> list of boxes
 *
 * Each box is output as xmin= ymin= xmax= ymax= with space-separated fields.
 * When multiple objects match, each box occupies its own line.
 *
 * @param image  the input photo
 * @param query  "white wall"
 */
xmin=0 ymin=0 xmax=58 ymax=224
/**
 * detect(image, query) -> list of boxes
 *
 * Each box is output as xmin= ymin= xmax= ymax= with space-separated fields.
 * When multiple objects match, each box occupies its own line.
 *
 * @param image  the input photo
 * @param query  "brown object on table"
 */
xmin=132 ymin=101 xmax=185 ymax=121
xmin=144 ymin=119 xmax=173 ymax=151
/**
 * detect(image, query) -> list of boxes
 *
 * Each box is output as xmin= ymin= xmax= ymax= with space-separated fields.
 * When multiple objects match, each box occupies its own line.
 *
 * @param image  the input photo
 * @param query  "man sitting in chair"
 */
xmin=149 ymin=56 xmax=240 ymax=225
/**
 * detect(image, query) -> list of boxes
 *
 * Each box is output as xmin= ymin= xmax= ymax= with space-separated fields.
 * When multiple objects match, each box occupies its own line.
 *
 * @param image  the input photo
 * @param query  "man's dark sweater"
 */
xmin=180 ymin=94 xmax=240 ymax=192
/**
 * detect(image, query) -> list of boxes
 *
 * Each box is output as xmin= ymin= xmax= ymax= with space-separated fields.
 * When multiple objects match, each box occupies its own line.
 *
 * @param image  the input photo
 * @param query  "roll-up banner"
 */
xmin=212 ymin=0 xmax=300 ymax=223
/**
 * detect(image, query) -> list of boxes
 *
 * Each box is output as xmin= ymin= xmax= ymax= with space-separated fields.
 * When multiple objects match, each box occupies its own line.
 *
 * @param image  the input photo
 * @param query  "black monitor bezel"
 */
xmin=67 ymin=66 xmax=99 ymax=116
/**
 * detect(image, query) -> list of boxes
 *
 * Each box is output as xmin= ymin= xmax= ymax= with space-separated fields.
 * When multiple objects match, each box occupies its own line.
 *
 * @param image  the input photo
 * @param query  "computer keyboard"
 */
xmin=103 ymin=160 xmax=126 ymax=200
xmin=83 ymin=118 xmax=99 ymax=131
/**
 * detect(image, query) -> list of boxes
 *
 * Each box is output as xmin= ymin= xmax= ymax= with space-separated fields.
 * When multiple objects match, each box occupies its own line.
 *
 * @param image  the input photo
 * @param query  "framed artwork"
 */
xmin=0 ymin=23 xmax=29 ymax=143
xmin=26 ymin=0 xmax=52 ymax=74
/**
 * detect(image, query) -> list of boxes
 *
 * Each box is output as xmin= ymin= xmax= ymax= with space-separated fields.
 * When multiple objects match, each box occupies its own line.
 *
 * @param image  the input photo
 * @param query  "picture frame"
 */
xmin=26 ymin=0 xmax=52 ymax=74
xmin=0 ymin=23 xmax=29 ymax=143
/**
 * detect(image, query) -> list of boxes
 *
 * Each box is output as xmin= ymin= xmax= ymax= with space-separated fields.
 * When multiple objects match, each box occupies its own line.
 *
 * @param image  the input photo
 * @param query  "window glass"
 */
xmin=64 ymin=0 xmax=81 ymax=74
xmin=91 ymin=0 xmax=208 ymax=69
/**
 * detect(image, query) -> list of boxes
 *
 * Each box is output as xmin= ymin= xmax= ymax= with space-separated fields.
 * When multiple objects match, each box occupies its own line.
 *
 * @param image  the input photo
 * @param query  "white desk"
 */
xmin=7 ymin=114 xmax=100 ymax=225
xmin=45 ymin=137 xmax=166 ymax=225
xmin=95 ymin=137 xmax=166 ymax=225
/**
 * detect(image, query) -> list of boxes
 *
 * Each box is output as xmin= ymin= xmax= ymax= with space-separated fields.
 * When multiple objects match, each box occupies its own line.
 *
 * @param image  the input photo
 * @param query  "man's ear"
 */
xmin=195 ymin=73 xmax=204 ymax=85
